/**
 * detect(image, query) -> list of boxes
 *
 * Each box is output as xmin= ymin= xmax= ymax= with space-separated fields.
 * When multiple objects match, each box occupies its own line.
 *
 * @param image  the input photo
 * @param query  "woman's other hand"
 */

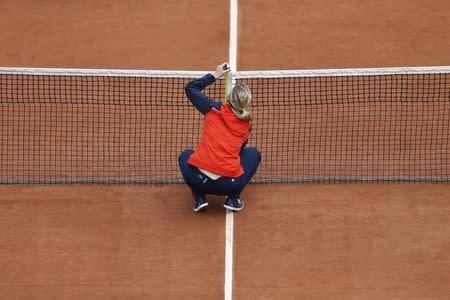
xmin=213 ymin=62 xmax=231 ymax=79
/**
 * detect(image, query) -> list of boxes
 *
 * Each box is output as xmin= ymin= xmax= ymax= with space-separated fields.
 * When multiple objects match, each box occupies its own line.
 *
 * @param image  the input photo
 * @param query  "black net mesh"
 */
xmin=0 ymin=72 xmax=449 ymax=184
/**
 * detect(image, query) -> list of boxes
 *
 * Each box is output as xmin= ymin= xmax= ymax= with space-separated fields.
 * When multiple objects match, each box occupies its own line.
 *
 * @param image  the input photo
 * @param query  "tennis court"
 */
xmin=1 ymin=1 xmax=449 ymax=299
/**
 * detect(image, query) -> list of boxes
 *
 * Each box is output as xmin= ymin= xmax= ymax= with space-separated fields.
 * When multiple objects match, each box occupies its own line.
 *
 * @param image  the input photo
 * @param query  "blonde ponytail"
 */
xmin=228 ymin=83 xmax=252 ymax=121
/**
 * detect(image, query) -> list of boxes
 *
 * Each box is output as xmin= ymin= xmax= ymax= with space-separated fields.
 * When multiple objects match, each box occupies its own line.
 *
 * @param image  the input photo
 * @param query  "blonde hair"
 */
xmin=228 ymin=83 xmax=252 ymax=121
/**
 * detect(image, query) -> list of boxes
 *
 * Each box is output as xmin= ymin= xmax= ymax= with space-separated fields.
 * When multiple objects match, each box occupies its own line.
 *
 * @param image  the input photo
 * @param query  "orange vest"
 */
xmin=188 ymin=104 xmax=250 ymax=178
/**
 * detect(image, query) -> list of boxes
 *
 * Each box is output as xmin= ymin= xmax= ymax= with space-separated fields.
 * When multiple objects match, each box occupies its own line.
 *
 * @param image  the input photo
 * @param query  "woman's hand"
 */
xmin=213 ymin=62 xmax=231 ymax=79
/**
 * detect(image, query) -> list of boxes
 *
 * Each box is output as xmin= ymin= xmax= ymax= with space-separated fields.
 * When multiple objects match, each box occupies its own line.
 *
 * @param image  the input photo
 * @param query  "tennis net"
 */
xmin=0 ymin=67 xmax=449 ymax=184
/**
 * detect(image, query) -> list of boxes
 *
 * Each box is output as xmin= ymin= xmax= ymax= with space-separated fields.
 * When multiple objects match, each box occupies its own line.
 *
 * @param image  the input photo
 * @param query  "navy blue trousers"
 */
xmin=178 ymin=147 xmax=261 ymax=200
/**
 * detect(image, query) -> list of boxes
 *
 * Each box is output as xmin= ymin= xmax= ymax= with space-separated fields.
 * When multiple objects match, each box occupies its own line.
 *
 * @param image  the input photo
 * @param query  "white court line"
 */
xmin=228 ymin=0 xmax=238 ymax=71
xmin=225 ymin=1 xmax=238 ymax=300
xmin=224 ymin=209 xmax=234 ymax=300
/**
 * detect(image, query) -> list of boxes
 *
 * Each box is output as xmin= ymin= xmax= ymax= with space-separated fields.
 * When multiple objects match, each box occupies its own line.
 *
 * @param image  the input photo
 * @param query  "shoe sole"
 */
xmin=193 ymin=202 xmax=209 ymax=212
xmin=223 ymin=203 xmax=244 ymax=211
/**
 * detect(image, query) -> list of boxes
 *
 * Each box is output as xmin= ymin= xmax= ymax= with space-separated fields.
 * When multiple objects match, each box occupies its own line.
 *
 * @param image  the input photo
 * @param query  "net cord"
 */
xmin=0 ymin=66 xmax=449 ymax=78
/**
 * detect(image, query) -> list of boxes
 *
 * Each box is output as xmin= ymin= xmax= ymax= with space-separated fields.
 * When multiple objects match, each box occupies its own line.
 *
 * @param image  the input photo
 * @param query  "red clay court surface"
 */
xmin=0 ymin=1 xmax=449 ymax=299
